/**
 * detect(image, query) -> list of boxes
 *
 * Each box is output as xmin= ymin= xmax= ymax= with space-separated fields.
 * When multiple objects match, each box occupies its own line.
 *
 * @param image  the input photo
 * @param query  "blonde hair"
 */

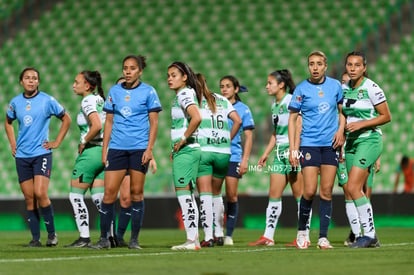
xmin=308 ymin=50 xmax=327 ymax=64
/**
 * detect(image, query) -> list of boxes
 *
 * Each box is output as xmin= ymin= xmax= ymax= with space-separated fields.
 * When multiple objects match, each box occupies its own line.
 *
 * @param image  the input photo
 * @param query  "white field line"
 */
xmin=0 ymin=242 xmax=413 ymax=264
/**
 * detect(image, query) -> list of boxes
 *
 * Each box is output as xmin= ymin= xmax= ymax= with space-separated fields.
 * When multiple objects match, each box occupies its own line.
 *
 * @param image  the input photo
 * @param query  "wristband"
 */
xmin=181 ymin=135 xmax=186 ymax=142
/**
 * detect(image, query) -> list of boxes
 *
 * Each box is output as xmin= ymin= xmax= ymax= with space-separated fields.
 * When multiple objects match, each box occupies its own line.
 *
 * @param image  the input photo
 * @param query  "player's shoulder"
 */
xmin=362 ymin=77 xmax=382 ymax=90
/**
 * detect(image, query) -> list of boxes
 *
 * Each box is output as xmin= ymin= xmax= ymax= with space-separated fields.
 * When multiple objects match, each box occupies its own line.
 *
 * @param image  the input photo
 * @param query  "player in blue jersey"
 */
xmin=168 ymin=61 xmax=203 ymax=251
xmin=5 ymin=67 xmax=71 ymax=247
xmin=92 ymin=55 xmax=162 ymax=249
xmin=65 ymin=70 xmax=106 ymax=248
xmin=342 ymin=51 xmax=391 ymax=248
xmin=212 ymin=75 xmax=254 ymax=246
xmin=288 ymin=51 xmax=345 ymax=249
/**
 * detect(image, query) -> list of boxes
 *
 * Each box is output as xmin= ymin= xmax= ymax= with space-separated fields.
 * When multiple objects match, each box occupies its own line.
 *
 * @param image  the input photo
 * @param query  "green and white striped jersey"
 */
xmin=272 ymin=93 xmax=291 ymax=146
xmin=77 ymin=93 xmax=106 ymax=146
xmin=342 ymin=77 xmax=386 ymax=138
xmin=171 ymin=87 xmax=200 ymax=148
xmin=198 ymin=93 xmax=235 ymax=154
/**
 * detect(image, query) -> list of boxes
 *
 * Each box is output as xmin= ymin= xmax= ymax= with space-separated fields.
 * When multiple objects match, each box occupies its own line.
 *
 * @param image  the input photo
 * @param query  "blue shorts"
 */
xmin=105 ymin=149 xmax=148 ymax=173
xmin=226 ymin=161 xmax=241 ymax=179
xmin=15 ymin=153 xmax=53 ymax=183
xmin=299 ymin=146 xmax=339 ymax=168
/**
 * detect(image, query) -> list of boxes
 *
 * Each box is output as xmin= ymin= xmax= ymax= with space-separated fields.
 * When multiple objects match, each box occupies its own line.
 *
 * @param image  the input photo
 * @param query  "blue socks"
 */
xmin=100 ymin=202 xmax=114 ymax=239
xmin=27 ymin=209 xmax=41 ymax=241
xmin=40 ymin=204 xmax=56 ymax=238
xmin=226 ymin=201 xmax=238 ymax=237
xmin=130 ymin=201 xmax=145 ymax=241
xmin=116 ymin=206 xmax=132 ymax=240
xmin=298 ymin=197 xmax=312 ymax=231
xmin=319 ymin=199 xmax=332 ymax=238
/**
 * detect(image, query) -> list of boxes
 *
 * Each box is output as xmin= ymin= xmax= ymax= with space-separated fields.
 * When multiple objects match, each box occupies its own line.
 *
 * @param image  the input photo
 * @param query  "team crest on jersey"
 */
xmin=25 ymin=100 xmax=32 ymax=111
xmin=279 ymin=106 xmax=284 ymax=114
xmin=358 ymin=90 xmax=364 ymax=99
xmin=305 ymin=152 xmax=311 ymax=160
xmin=318 ymin=90 xmax=324 ymax=98
xmin=125 ymin=95 xmax=130 ymax=102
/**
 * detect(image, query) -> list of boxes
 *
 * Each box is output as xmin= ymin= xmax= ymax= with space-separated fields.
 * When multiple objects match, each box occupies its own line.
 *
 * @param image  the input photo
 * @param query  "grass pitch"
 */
xmin=0 ymin=227 xmax=413 ymax=275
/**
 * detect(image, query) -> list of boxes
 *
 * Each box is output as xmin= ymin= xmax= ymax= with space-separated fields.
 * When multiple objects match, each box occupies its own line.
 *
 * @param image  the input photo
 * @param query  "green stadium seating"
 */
xmin=0 ymin=0 xmax=411 ymax=196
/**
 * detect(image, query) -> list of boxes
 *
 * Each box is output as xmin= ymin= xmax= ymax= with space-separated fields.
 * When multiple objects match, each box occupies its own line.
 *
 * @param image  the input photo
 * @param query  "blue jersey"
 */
xmin=103 ymin=82 xmax=162 ymax=150
xmin=6 ymin=91 xmax=65 ymax=158
xmin=229 ymin=101 xmax=255 ymax=162
xmin=288 ymin=76 xmax=343 ymax=147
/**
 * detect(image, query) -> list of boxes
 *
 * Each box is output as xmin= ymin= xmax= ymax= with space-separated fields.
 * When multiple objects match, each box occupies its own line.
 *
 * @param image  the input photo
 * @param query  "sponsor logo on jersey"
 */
xmin=23 ymin=115 xmax=33 ymax=126
xmin=318 ymin=102 xmax=330 ymax=114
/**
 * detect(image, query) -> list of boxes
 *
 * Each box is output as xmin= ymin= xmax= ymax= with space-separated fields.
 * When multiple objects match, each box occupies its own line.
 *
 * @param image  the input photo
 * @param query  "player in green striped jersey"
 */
xmin=342 ymin=51 xmax=391 ymax=248
xmin=168 ymin=62 xmax=203 ymax=251
xmin=195 ymin=74 xmax=241 ymax=247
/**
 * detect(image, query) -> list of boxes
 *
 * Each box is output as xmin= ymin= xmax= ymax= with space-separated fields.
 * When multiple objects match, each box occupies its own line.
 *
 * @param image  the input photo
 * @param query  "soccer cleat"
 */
xmin=200 ymin=239 xmax=214 ymax=247
xmin=171 ymin=240 xmax=201 ymax=251
xmin=296 ymin=231 xmax=310 ymax=249
xmin=285 ymin=239 xmax=297 ymax=247
xmin=46 ymin=234 xmax=58 ymax=247
xmin=224 ymin=236 xmax=234 ymax=246
xmin=214 ymin=236 xmax=224 ymax=246
xmin=317 ymin=237 xmax=333 ymax=249
xmin=344 ymin=230 xmax=356 ymax=247
xmin=91 ymin=237 xmax=111 ymax=249
xmin=248 ymin=236 xmax=274 ymax=246
xmin=128 ymin=239 xmax=142 ymax=250
xmin=350 ymin=236 xmax=380 ymax=248
xmin=28 ymin=239 xmax=42 ymax=247
xmin=116 ymin=238 xmax=128 ymax=248
xmin=65 ymin=237 xmax=91 ymax=248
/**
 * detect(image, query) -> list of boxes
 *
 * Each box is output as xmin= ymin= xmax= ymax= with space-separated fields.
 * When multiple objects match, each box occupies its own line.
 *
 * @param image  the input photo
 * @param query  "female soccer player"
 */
xmin=167 ymin=61 xmax=202 ymax=251
xmin=212 ymin=75 xmax=255 ymax=246
xmin=342 ymin=51 xmax=391 ymax=248
xmin=5 ymin=67 xmax=71 ymax=247
xmin=249 ymin=69 xmax=309 ymax=246
xmin=288 ymin=51 xmax=345 ymax=249
xmin=66 ymin=70 xmax=106 ymax=248
xmin=195 ymin=73 xmax=241 ymax=247
xmin=92 ymin=55 xmax=162 ymax=249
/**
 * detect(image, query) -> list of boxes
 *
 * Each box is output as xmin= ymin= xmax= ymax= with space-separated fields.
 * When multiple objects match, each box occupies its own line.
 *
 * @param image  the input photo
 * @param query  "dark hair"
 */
xmin=401 ymin=155 xmax=409 ymax=168
xmin=269 ymin=69 xmax=296 ymax=94
xmin=81 ymin=70 xmax=105 ymax=100
xmin=345 ymin=51 xmax=369 ymax=77
xmin=220 ymin=75 xmax=242 ymax=102
xmin=196 ymin=73 xmax=216 ymax=113
xmin=168 ymin=61 xmax=202 ymax=105
xmin=115 ymin=76 xmax=125 ymax=84
xmin=19 ymin=67 xmax=40 ymax=81
xmin=123 ymin=54 xmax=147 ymax=70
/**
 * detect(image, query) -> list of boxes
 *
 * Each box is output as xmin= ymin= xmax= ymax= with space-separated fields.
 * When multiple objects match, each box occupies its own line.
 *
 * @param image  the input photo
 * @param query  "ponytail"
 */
xmin=81 ymin=70 xmax=105 ymax=100
xmin=269 ymin=69 xmax=296 ymax=94
xmin=196 ymin=73 xmax=216 ymax=113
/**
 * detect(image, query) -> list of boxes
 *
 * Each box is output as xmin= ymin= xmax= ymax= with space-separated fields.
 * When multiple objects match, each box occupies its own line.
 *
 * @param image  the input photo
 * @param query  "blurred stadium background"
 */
xmin=0 ymin=0 xmax=413 ymax=201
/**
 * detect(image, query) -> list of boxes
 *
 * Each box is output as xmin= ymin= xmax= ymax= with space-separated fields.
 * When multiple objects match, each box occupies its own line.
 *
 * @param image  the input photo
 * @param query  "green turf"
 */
xmin=0 ymin=228 xmax=413 ymax=275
